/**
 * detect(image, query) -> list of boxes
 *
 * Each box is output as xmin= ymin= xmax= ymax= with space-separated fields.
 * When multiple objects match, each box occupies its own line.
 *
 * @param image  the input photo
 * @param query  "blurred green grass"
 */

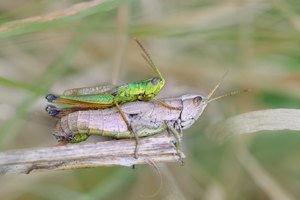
xmin=1 ymin=0 xmax=300 ymax=199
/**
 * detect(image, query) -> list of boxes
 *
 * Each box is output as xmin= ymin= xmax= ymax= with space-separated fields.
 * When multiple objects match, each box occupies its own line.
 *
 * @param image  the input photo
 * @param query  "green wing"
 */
xmin=46 ymin=85 xmax=118 ymax=111
xmin=46 ymin=93 xmax=115 ymax=107
xmin=63 ymin=84 xmax=117 ymax=96
xmin=45 ymin=92 xmax=116 ymax=118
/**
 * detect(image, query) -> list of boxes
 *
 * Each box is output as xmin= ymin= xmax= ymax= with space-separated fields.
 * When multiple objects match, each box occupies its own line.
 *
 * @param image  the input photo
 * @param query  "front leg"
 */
xmin=165 ymin=122 xmax=184 ymax=164
xmin=153 ymin=98 xmax=181 ymax=111
xmin=138 ymin=95 xmax=181 ymax=111
xmin=131 ymin=119 xmax=168 ymax=155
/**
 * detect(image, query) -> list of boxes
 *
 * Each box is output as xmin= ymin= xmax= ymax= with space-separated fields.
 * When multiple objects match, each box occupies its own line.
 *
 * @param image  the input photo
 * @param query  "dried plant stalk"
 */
xmin=210 ymin=109 xmax=300 ymax=141
xmin=0 ymin=0 xmax=111 ymax=35
xmin=0 ymin=134 xmax=182 ymax=175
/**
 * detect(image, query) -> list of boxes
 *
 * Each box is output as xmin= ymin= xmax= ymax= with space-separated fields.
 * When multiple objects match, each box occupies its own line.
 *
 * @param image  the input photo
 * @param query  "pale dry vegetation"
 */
xmin=0 ymin=0 xmax=300 ymax=199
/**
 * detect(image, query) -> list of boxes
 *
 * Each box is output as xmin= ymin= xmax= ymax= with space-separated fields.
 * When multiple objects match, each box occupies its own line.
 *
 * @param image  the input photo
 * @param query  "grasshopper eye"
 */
xmin=151 ymin=77 xmax=160 ymax=85
xmin=193 ymin=96 xmax=202 ymax=106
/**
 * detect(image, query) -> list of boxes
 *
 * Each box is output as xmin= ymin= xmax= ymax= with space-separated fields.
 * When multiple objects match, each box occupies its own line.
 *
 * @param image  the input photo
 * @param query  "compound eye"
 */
xmin=193 ymin=96 xmax=202 ymax=106
xmin=151 ymin=77 xmax=160 ymax=85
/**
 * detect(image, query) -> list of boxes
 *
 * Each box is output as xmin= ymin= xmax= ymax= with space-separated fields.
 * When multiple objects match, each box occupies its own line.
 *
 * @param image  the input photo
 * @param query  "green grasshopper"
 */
xmin=46 ymin=40 xmax=177 ymax=158
xmin=47 ymin=72 xmax=246 ymax=159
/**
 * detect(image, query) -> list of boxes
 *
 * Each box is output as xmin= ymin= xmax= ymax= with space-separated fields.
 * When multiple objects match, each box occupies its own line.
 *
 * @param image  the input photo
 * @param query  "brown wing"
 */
xmin=46 ymin=105 xmax=100 ymax=119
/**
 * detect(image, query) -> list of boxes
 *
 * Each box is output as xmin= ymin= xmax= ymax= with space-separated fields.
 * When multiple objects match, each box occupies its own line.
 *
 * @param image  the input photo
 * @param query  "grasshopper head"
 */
xmin=179 ymin=89 xmax=247 ymax=130
xmin=180 ymin=94 xmax=207 ymax=129
xmin=180 ymin=71 xmax=248 ymax=130
xmin=135 ymin=39 xmax=165 ymax=98
xmin=146 ymin=76 xmax=165 ymax=96
xmin=123 ymin=77 xmax=165 ymax=101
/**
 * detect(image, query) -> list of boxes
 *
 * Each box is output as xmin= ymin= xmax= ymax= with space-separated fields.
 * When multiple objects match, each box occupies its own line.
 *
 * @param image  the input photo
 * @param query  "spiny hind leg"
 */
xmin=114 ymin=100 xmax=140 ymax=159
xmin=165 ymin=122 xmax=184 ymax=164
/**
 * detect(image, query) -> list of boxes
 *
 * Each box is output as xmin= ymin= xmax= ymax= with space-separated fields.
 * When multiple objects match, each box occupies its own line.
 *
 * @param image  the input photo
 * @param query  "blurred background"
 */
xmin=0 ymin=0 xmax=300 ymax=199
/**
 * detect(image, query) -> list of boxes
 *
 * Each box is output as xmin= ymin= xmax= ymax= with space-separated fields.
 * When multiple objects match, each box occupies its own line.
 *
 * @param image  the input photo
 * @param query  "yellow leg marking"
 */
xmin=114 ymin=100 xmax=139 ymax=158
xmin=153 ymin=98 xmax=181 ymax=111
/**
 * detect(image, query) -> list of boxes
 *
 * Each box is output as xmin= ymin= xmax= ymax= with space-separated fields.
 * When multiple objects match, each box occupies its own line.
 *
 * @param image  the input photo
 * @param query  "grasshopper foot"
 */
xmin=46 ymin=94 xmax=59 ymax=102
xmin=45 ymin=104 xmax=60 ymax=117
xmin=178 ymin=151 xmax=185 ymax=165
xmin=53 ymin=131 xmax=89 ymax=144
xmin=171 ymin=139 xmax=185 ymax=165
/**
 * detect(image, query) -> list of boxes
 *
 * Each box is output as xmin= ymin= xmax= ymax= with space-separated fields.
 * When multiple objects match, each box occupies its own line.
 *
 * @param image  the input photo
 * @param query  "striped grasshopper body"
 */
xmin=49 ymin=71 xmax=244 ymax=144
xmin=52 ymin=95 xmax=205 ymax=143
xmin=47 ymin=71 xmax=245 ymax=157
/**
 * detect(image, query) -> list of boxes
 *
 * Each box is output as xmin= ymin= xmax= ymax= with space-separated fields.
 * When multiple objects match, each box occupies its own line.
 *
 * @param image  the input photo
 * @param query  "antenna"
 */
xmin=206 ymin=70 xmax=249 ymax=103
xmin=206 ymin=70 xmax=229 ymax=99
xmin=207 ymin=89 xmax=249 ymax=103
xmin=135 ymin=39 xmax=163 ymax=80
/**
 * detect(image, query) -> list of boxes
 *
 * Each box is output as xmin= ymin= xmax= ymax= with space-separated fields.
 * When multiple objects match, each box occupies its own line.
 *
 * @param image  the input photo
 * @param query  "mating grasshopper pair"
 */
xmin=46 ymin=40 xmax=179 ymax=158
xmin=47 ymin=86 xmax=241 ymax=160
xmin=46 ymin=40 xmax=243 ymax=159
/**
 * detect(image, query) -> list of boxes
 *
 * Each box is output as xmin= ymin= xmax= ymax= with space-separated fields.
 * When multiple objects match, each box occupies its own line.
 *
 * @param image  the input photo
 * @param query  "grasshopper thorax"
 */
xmin=114 ymin=76 xmax=165 ymax=102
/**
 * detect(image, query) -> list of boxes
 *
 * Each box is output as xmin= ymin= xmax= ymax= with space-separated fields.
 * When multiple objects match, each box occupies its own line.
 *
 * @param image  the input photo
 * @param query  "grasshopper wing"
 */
xmin=63 ymin=84 xmax=117 ymax=96
xmin=46 ymin=93 xmax=114 ymax=108
xmin=46 ymin=85 xmax=117 ymax=108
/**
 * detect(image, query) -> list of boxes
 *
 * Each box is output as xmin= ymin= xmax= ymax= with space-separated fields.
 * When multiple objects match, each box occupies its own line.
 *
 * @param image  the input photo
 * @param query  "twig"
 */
xmin=0 ymin=0 xmax=104 ymax=29
xmin=209 ymin=109 xmax=300 ymax=142
xmin=0 ymin=135 xmax=183 ymax=175
xmin=0 ymin=0 xmax=118 ymax=37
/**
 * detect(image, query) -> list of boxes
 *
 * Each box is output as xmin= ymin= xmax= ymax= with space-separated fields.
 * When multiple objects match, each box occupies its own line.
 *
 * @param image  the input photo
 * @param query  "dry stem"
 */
xmin=0 ymin=0 xmax=108 ymax=34
xmin=0 ymin=135 xmax=182 ymax=175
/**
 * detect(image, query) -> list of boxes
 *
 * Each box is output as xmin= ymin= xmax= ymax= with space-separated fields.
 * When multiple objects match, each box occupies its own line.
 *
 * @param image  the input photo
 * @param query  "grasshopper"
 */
xmin=47 ymin=73 xmax=246 ymax=158
xmin=46 ymin=40 xmax=178 ymax=158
